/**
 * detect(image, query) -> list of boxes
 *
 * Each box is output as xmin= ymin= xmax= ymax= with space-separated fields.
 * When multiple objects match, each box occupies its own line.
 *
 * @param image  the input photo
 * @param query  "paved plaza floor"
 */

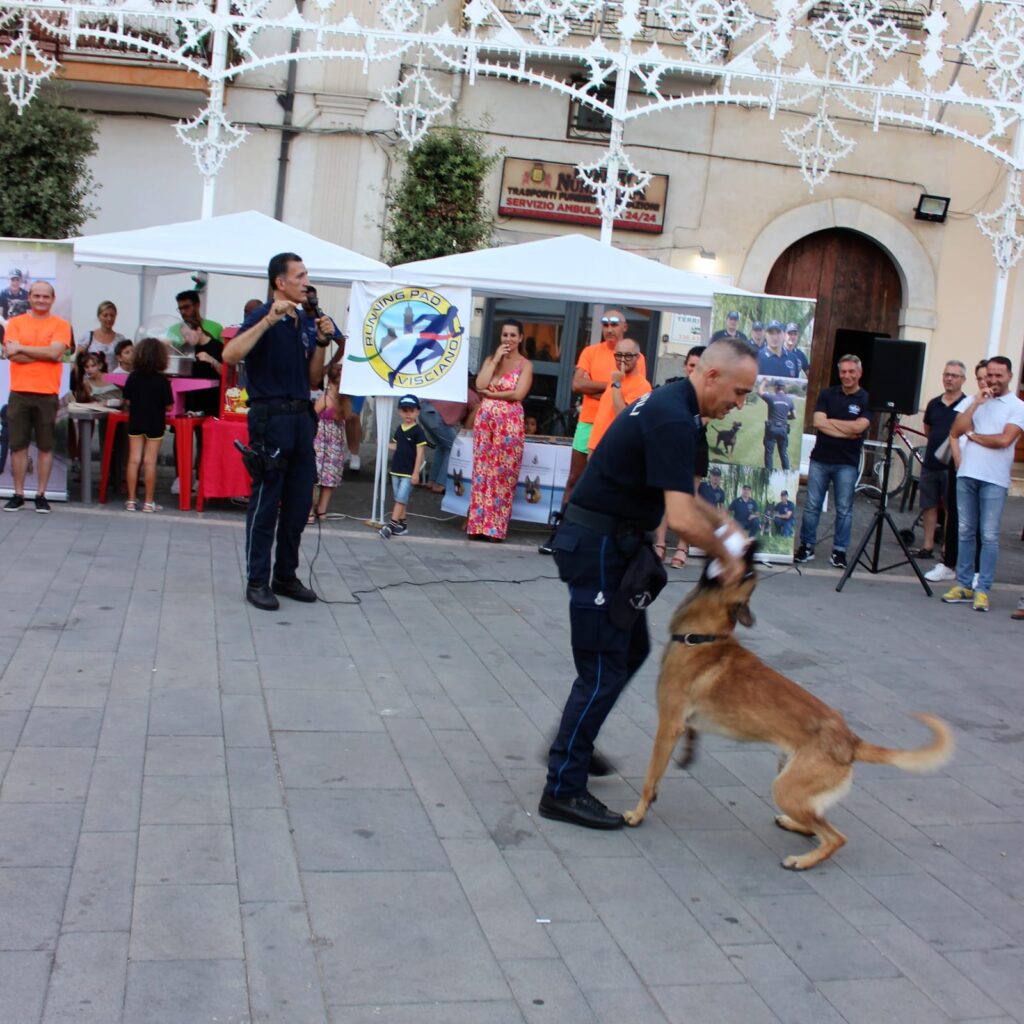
xmin=1 ymin=487 xmax=1022 ymax=1023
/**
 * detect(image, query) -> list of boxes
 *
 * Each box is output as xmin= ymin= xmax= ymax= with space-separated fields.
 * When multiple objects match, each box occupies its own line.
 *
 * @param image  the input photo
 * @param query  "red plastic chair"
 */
xmin=97 ymin=411 xmax=129 ymax=504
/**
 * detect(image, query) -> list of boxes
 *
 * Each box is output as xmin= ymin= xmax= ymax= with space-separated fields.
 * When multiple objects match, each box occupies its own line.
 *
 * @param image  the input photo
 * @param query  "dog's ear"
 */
xmin=732 ymin=601 xmax=755 ymax=627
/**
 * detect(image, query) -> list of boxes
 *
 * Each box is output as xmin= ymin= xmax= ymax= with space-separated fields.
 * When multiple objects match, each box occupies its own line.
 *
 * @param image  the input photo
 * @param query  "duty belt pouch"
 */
xmin=239 ymin=405 xmax=287 ymax=482
xmin=608 ymin=542 xmax=667 ymax=630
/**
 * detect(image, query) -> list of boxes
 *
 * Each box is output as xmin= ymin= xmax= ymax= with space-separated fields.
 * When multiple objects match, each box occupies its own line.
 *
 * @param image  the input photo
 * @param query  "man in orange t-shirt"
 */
xmin=3 ymin=282 xmax=73 ymax=513
xmin=587 ymin=338 xmax=651 ymax=454
xmin=538 ymin=307 xmax=647 ymax=554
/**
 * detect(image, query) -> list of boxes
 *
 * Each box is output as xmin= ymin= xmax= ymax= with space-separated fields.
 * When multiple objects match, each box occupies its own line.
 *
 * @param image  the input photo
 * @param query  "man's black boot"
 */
xmin=272 ymin=577 xmax=317 ymax=603
xmin=246 ymin=582 xmax=280 ymax=611
xmin=538 ymin=790 xmax=624 ymax=830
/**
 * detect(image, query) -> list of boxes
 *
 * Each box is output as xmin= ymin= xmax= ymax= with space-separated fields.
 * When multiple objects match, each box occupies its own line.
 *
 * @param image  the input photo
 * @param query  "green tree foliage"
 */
xmin=383 ymin=126 xmax=497 ymax=264
xmin=0 ymin=92 xmax=98 ymax=238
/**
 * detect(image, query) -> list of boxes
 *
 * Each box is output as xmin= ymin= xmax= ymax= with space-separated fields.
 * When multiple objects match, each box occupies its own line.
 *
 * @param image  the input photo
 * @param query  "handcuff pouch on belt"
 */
xmin=235 ymin=401 xmax=299 ymax=482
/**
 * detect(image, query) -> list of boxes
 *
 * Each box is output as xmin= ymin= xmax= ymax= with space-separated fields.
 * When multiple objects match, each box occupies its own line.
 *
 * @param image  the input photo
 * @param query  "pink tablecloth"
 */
xmin=106 ymin=374 xmax=218 ymax=416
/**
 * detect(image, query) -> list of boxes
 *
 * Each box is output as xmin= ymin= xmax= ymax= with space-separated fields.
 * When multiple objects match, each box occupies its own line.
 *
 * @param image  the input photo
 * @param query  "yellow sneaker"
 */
xmin=973 ymin=592 xmax=989 ymax=613
xmin=941 ymin=585 xmax=974 ymax=604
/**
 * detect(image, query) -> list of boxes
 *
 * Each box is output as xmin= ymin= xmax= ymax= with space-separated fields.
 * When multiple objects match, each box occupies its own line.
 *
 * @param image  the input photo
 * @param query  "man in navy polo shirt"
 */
xmin=795 ymin=354 xmax=870 ymax=569
xmin=773 ymin=489 xmax=796 ymax=536
xmin=710 ymin=310 xmax=748 ymax=344
xmin=757 ymin=321 xmax=801 ymax=378
xmin=729 ymin=483 xmax=760 ymax=536
xmin=785 ymin=323 xmax=810 ymax=376
xmin=539 ymin=338 xmax=754 ymax=830
xmin=224 ymin=252 xmax=333 ymax=611
xmin=758 ymin=377 xmax=796 ymax=470
xmin=698 ymin=466 xmax=725 ymax=508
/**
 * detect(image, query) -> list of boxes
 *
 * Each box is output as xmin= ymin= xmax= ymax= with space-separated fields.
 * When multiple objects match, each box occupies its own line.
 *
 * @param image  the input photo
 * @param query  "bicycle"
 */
xmin=855 ymin=415 xmax=927 ymax=502
xmin=531 ymin=397 xmax=579 ymax=438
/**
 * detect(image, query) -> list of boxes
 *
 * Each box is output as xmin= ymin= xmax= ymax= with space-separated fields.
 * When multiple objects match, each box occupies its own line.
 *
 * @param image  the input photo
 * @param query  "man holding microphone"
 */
xmin=224 ymin=252 xmax=333 ymax=611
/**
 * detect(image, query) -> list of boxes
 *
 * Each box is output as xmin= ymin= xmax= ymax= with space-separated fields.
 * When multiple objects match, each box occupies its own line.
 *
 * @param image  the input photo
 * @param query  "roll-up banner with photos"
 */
xmin=708 ymin=293 xmax=817 ymax=562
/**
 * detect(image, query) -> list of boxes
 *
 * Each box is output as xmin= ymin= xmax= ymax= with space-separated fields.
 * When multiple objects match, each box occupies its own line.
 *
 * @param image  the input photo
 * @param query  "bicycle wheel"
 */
xmin=864 ymin=445 xmax=909 ymax=500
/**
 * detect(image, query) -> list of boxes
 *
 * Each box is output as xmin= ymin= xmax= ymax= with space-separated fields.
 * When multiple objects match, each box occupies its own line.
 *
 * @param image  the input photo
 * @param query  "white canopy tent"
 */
xmin=391 ymin=233 xmax=750 ymax=308
xmin=72 ymin=210 xmax=389 ymax=319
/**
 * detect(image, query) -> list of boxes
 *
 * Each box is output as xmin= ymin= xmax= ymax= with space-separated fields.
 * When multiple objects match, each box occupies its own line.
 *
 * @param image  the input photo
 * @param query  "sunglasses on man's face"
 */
xmin=601 ymin=317 xmax=622 ymax=326
xmin=614 ymin=353 xmax=637 ymax=362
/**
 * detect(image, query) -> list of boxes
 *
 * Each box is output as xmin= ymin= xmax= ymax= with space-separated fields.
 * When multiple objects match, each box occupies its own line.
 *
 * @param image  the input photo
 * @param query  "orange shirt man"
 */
xmin=588 ymin=339 xmax=652 ymax=453
xmin=3 ymin=282 xmax=72 ymax=513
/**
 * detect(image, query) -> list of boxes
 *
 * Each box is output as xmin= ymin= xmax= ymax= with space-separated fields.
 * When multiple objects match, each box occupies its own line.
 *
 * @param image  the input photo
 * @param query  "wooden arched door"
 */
xmin=765 ymin=228 xmax=902 ymax=423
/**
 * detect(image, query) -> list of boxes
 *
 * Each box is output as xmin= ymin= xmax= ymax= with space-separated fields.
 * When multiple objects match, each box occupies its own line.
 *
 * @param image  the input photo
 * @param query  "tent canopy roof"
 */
xmin=392 ymin=233 xmax=748 ymax=309
xmin=72 ymin=210 xmax=387 ymax=284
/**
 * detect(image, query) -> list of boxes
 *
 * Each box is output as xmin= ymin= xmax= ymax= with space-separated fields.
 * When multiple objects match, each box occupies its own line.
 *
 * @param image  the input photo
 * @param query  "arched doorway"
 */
xmin=765 ymin=228 xmax=903 ymax=422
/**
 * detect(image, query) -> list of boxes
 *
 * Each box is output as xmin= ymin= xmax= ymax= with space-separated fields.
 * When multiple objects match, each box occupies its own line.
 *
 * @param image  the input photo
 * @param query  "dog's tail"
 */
xmin=854 ymin=713 xmax=953 ymax=773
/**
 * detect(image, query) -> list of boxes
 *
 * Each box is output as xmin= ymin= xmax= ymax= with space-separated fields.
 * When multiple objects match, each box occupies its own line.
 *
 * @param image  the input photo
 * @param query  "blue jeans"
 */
xmin=418 ymin=403 xmax=458 ymax=487
xmin=955 ymin=476 xmax=1007 ymax=594
xmin=799 ymin=460 xmax=858 ymax=553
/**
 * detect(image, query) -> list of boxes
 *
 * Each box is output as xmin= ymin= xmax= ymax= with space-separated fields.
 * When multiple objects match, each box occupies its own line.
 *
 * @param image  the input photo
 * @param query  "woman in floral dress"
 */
xmin=467 ymin=319 xmax=534 ymax=541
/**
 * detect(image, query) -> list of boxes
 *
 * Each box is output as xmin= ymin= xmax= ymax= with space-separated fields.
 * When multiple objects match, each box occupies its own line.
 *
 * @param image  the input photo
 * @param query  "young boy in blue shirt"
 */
xmin=380 ymin=394 xmax=428 ymax=538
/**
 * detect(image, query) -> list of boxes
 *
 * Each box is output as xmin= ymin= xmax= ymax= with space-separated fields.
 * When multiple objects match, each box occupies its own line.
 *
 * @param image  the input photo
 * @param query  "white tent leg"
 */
xmin=370 ymin=396 xmax=394 ymax=526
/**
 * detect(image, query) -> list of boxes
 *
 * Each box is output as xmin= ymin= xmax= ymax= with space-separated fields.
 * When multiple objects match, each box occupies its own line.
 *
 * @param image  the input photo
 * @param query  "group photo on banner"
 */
xmin=709 ymin=292 xmax=817 ymax=561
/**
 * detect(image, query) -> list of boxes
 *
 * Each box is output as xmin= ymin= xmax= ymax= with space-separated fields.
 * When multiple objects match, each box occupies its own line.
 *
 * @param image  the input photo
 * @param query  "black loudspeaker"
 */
xmin=867 ymin=338 xmax=926 ymax=414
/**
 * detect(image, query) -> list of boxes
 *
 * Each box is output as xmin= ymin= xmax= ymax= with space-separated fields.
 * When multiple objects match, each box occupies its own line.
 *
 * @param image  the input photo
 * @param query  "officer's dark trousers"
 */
xmin=245 ymin=408 xmax=316 ymax=587
xmin=764 ymin=428 xmax=789 ymax=471
xmin=546 ymin=522 xmax=651 ymax=799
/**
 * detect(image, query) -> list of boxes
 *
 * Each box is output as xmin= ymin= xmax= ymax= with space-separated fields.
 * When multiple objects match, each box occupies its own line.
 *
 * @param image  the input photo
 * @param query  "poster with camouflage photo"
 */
xmin=708 ymin=292 xmax=818 ymax=561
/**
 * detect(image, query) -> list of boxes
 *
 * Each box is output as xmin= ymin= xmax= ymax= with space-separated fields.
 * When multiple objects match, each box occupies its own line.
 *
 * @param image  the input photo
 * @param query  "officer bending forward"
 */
xmin=225 ymin=252 xmax=333 ymax=611
xmin=540 ymin=338 xmax=757 ymax=829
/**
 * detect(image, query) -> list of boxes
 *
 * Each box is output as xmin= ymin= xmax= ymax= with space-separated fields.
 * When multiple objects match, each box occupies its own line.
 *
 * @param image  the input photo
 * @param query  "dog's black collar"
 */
xmin=672 ymin=633 xmax=722 ymax=646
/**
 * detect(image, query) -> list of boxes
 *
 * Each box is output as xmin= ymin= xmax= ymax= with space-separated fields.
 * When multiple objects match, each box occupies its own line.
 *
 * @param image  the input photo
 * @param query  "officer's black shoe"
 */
xmin=271 ymin=577 xmax=317 ymax=603
xmin=538 ymin=790 xmax=624 ymax=830
xmin=588 ymin=750 xmax=617 ymax=777
xmin=246 ymin=583 xmax=280 ymax=611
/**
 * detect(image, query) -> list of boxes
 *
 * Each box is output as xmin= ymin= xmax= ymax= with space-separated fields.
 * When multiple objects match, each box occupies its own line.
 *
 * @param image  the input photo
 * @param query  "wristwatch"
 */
xmin=611 ymin=381 xmax=622 ymax=389
xmin=315 ymin=337 xmax=331 ymax=348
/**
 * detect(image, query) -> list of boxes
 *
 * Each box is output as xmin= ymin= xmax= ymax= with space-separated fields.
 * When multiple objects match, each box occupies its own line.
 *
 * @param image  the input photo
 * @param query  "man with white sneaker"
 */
xmin=941 ymin=356 xmax=1024 ymax=612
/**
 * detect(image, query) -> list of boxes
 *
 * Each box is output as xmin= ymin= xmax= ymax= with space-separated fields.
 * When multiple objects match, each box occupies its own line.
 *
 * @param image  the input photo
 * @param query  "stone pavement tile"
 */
xmin=682 ymin=829 xmax=816 ymax=898
xmin=218 ymin=653 xmax=260 ymax=692
xmin=242 ymin=901 xmax=329 ymax=1024
xmin=0 ymin=867 xmax=69 ymax=951
xmin=82 ymin=755 xmax=141 ymax=832
xmin=817 ymin=977 xmax=953 ymax=1023
xmin=855 ymin=871 xmax=1016 ymax=951
xmin=19 ymin=707 xmax=103 ymax=748
xmin=439 ymin=729 xmax=507 ymax=785
xmin=0 ymin=802 xmax=82 ymax=867
xmin=1 ymin=747 xmax=94 ymax=802
xmin=500 ymin=957 xmax=597 ymax=1023
xmin=0 ymin=708 xmax=26 ymax=750
xmin=944 ymin=763 xmax=1024 ymax=811
xmin=636 ymin=776 xmax=750 ymax=833
xmin=336 ymin=1003 xmax=527 ymax=1024
xmin=96 ymin=698 xmax=149 ymax=757
xmin=701 ymin=748 xmax=779 ymax=799
xmin=141 ymin=773 xmax=230 ymax=825
xmin=409 ymin=690 xmax=471 ymax=731
xmin=306 ymin=871 xmax=510 ymax=1006
xmin=226 ymin=747 xmax=284 ymax=809
xmin=652 ymin=982 xmax=782 ymax=1024
xmin=922 ymin=823 xmax=1024 ymax=900
xmin=137 ymin=824 xmax=236 ymax=885
xmin=0 ymin=950 xmax=52 ymax=1024
xmin=444 ymin=838 xmax=559 ymax=961
xmin=802 ymin=869 xmax=900 ymax=929
xmin=147 ymin=688 xmax=222 ymax=736
xmin=272 ymin=731 xmax=409 ymax=790
xmin=399 ymin=752 xmax=492 ymax=841
xmin=264 ymin=688 xmax=384 ymax=732
xmin=221 ymin=693 xmax=270 ymax=748
xmin=258 ymin=654 xmax=365 ymax=691
xmin=129 ymin=883 xmax=243 ymax=960
xmin=741 ymin=893 xmax=901 ymax=982
xmin=234 ymin=808 xmax=303 ymax=904
xmin=385 ymin=716 xmax=444 ymax=760
xmin=860 ymin=776 xmax=1011 ymax=827
xmin=107 ymin=657 xmax=156 ymax=701
xmin=152 ymin=647 xmax=220 ymax=689
xmin=463 ymin=779 xmax=547 ymax=853
xmin=62 ymin=832 xmax=136 ymax=932
xmin=144 ymin=735 xmax=225 ymax=776
xmin=836 ymin=786 xmax=924 ymax=842
xmin=721 ymin=943 xmax=846 ymax=1024
xmin=861 ymin=921 xmax=1005 ymax=1019
xmin=123 ymin=959 xmax=249 ymax=1024
xmin=0 ymin=674 xmax=44 ymax=715
xmin=944 ymin=948 xmax=1024 ymax=1019
xmin=42 ymin=930 xmax=128 ymax=1024
xmin=286 ymin=788 xmax=449 ymax=872
xmin=567 ymin=856 xmax=741 ymax=987
xmin=502 ymin=849 xmax=598 ymax=925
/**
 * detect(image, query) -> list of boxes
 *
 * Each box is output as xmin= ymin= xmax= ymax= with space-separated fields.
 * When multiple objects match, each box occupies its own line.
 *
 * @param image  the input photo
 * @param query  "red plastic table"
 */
xmin=196 ymin=418 xmax=251 ymax=511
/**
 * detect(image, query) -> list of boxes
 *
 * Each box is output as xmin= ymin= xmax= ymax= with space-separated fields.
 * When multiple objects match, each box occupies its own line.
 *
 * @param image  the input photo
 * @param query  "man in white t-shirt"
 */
xmin=941 ymin=356 xmax=1024 ymax=612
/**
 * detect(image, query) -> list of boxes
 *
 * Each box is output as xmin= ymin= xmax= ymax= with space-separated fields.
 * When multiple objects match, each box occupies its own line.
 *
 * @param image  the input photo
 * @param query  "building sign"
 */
xmin=498 ymin=158 xmax=668 ymax=234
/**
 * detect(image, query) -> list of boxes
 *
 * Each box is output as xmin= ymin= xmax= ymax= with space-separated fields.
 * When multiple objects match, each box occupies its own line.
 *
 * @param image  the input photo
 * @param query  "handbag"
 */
xmin=933 ymin=436 xmax=954 ymax=465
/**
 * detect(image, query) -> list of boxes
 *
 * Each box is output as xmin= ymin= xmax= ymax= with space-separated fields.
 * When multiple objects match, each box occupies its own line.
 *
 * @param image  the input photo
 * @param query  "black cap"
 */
xmin=751 ymin=321 xmax=764 ymax=330
xmin=786 ymin=322 xmax=799 ymax=332
xmin=726 ymin=310 xmax=740 ymax=320
xmin=766 ymin=319 xmax=783 ymax=331
xmin=398 ymin=394 xmax=420 ymax=409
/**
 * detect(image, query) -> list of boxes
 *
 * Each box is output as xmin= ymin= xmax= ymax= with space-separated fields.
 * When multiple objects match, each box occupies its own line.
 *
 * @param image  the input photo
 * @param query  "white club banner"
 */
xmin=343 ymin=283 xmax=471 ymax=401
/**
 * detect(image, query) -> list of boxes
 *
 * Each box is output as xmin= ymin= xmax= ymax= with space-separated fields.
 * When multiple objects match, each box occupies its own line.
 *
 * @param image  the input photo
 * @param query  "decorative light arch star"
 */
xmin=781 ymin=93 xmax=856 ymax=189
xmin=381 ymin=59 xmax=455 ymax=146
xmin=977 ymin=171 xmax=1024 ymax=273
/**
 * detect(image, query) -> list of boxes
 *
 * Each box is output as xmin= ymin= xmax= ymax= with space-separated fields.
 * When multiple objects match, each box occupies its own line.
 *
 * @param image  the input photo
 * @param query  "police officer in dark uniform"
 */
xmin=729 ymin=484 xmax=761 ymax=536
xmin=758 ymin=377 xmax=797 ymax=470
xmin=539 ymin=338 xmax=756 ymax=829
xmin=224 ymin=252 xmax=332 ymax=611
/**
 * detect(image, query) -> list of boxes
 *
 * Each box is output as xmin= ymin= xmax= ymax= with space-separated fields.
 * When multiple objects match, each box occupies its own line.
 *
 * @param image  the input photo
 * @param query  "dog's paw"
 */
xmin=622 ymin=809 xmax=645 ymax=827
xmin=781 ymin=854 xmax=810 ymax=871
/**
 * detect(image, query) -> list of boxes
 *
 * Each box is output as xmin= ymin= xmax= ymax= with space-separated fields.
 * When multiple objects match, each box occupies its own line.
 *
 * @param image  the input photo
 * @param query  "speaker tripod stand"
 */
xmin=836 ymin=408 xmax=932 ymax=596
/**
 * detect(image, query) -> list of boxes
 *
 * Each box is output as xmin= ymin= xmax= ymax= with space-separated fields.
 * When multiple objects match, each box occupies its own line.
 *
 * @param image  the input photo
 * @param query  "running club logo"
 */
xmin=349 ymin=287 xmax=464 ymax=389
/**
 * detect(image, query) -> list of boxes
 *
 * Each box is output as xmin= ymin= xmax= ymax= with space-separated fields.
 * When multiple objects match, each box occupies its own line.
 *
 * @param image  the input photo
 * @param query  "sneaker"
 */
xmin=924 ymin=563 xmax=956 ymax=582
xmin=348 ymin=455 xmax=361 ymax=473
xmin=390 ymin=520 xmax=409 ymax=536
xmin=829 ymin=550 xmax=847 ymax=569
xmin=910 ymin=547 xmax=934 ymax=560
xmin=972 ymin=572 xmax=980 ymax=590
xmin=941 ymin=585 xmax=974 ymax=604
xmin=973 ymin=592 xmax=990 ymax=613
xmin=794 ymin=544 xmax=814 ymax=563
xmin=34 ymin=495 xmax=51 ymax=514
xmin=3 ymin=494 xmax=25 ymax=512
xmin=378 ymin=523 xmax=393 ymax=539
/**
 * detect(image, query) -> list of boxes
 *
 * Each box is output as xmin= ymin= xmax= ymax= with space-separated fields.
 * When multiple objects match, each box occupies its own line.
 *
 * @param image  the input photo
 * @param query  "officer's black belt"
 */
xmin=563 ymin=503 xmax=655 ymax=541
xmin=249 ymin=399 xmax=311 ymax=416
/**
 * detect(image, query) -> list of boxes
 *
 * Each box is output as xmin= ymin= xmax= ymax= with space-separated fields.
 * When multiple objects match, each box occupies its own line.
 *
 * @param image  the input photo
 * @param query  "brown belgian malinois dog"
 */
xmin=623 ymin=547 xmax=954 ymax=870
